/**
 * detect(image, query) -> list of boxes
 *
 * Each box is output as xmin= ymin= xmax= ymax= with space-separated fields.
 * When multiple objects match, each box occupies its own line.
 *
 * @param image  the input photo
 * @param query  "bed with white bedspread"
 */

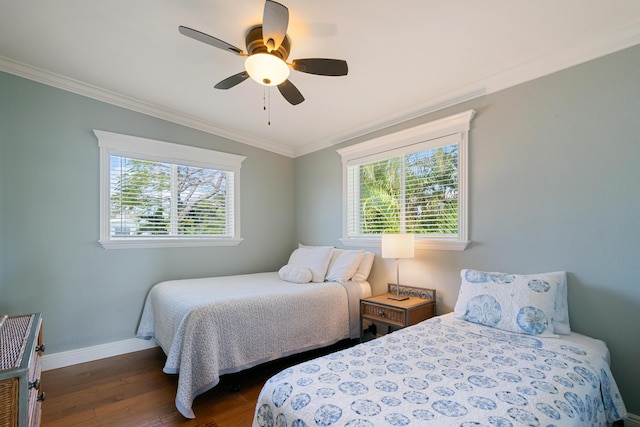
xmin=252 ymin=269 xmax=628 ymax=426
xmin=137 ymin=246 xmax=374 ymax=418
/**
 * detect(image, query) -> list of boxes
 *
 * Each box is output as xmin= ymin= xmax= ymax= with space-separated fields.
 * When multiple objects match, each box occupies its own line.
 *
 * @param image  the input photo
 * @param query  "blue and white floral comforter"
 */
xmin=253 ymin=314 xmax=627 ymax=426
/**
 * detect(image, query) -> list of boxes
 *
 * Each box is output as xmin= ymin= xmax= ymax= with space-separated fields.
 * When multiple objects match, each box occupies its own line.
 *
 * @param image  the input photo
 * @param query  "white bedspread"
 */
xmin=136 ymin=272 xmax=366 ymax=418
xmin=253 ymin=313 xmax=627 ymax=426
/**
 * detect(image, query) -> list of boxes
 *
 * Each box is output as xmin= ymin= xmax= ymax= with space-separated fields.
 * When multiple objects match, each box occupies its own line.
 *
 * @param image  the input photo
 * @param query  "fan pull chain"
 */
xmin=268 ymin=88 xmax=271 ymax=126
xmin=263 ymin=87 xmax=271 ymax=126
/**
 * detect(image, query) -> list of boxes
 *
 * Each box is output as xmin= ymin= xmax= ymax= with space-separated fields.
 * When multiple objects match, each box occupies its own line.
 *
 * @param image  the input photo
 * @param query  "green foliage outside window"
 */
xmin=358 ymin=145 xmax=458 ymax=236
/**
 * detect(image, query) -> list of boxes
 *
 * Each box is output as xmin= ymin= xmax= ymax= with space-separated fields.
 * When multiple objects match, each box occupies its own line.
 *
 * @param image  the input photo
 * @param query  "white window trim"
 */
xmin=95 ymin=130 xmax=246 ymax=249
xmin=337 ymin=110 xmax=475 ymax=251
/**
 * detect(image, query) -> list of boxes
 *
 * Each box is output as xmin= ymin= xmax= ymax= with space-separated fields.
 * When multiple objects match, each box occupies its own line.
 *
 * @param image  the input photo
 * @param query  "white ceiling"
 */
xmin=2 ymin=1 xmax=640 ymax=157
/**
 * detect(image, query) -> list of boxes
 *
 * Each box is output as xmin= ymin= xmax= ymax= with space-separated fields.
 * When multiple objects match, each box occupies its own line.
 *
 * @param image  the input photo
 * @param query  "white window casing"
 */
xmin=337 ymin=110 xmax=475 ymax=251
xmin=95 ymin=130 xmax=245 ymax=249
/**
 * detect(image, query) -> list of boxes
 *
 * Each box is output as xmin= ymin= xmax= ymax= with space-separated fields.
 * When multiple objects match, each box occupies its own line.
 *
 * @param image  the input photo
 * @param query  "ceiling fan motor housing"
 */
xmin=246 ymin=25 xmax=290 ymax=61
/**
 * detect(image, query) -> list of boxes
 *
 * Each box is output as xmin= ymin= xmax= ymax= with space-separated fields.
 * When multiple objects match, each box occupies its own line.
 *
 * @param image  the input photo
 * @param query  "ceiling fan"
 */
xmin=179 ymin=0 xmax=348 ymax=105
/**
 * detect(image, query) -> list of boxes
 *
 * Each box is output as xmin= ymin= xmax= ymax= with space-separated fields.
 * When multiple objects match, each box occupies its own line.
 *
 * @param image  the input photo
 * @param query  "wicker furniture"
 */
xmin=0 ymin=313 xmax=44 ymax=427
xmin=360 ymin=284 xmax=436 ymax=341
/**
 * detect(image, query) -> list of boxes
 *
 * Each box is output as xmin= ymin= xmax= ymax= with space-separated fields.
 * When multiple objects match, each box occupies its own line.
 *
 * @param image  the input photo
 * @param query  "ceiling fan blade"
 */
xmin=214 ymin=71 xmax=250 ymax=89
xmin=291 ymin=58 xmax=348 ymax=76
xmin=179 ymin=26 xmax=244 ymax=56
xmin=277 ymin=79 xmax=304 ymax=105
xmin=262 ymin=0 xmax=289 ymax=52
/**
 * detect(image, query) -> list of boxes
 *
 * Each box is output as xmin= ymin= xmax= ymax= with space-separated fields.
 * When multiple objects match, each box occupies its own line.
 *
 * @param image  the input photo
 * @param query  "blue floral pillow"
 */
xmin=454 ymin=269 xmax=560 ymax=337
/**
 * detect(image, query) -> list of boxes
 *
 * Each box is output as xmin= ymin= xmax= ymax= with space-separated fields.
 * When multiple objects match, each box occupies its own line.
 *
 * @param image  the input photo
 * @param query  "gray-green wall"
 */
xmin=295 ymin=45 xmax=640 ymax=414
xmin=0 ymin=72 xmax=295 ymax=353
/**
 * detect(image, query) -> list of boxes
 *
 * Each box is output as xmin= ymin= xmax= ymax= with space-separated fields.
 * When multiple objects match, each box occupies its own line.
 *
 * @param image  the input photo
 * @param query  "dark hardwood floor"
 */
xmin=41 ymin=341 xmax=355 ymax=427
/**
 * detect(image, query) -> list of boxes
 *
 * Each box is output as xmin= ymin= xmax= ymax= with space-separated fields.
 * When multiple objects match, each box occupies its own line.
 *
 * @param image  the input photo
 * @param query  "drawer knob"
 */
xmin=378 ymin=310 xmax=385 ymax=317
xmin=29 ymin=379 xmax=40 ymax=390
xmin=37 ymin=392 xmax=46 ymax=402
xmin=36 ymin=343 xmax=46 ymax=353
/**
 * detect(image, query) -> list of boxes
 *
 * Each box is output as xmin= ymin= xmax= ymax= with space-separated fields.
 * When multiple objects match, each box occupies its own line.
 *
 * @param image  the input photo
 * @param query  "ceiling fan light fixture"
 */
xmin=244 ymin=53 xmax=290 ymax=86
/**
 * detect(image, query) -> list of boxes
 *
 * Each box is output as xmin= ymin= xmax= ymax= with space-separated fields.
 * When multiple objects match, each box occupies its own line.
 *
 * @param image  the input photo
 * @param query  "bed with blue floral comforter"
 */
xmin=252 ymin=313 xmax=627 ymax=427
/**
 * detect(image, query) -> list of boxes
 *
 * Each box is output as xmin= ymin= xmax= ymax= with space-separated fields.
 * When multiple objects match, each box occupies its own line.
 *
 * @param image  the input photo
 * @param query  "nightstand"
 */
xmin=360 ymin=285 xmax=435 ymax=341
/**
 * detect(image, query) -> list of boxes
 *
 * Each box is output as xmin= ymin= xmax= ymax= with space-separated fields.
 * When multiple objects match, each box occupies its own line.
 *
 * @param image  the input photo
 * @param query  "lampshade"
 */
xmin=244 ymin=53 xmax=290 ymax=86
xmin=381 ymin=233 xmax=415 ymax=259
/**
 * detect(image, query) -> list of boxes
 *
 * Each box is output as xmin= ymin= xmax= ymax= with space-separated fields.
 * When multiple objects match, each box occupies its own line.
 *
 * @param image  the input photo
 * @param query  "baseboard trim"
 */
xmin=41 ymin=338 xmax=158 ymax=371
xmin=626 ymin=413 xmax=640 ymax=427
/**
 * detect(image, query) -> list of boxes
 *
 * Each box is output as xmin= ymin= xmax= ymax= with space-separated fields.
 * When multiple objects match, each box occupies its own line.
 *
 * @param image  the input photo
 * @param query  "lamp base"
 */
xmin=388 ymin=282 xmax=409 ymax=301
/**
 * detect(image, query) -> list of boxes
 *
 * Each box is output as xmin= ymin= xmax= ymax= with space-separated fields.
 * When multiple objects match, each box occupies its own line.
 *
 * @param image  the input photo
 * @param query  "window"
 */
xmin=96 ymin=130 xmax=245 ymax=249
xmin=337 ymin=110 xmax=475 ymax=251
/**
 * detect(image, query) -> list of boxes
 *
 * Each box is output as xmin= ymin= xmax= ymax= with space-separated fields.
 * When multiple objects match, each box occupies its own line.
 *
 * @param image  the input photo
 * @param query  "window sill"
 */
xmin=340 ymin=237 xmax=469 ymax=252
xmin=99 ymin=237 xmax=243 ymax=249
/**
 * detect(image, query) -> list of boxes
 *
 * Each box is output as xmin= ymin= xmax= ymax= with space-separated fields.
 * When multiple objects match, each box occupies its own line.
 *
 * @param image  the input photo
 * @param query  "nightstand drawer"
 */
xmin=361 ymin=302 xmax=405 ymax=327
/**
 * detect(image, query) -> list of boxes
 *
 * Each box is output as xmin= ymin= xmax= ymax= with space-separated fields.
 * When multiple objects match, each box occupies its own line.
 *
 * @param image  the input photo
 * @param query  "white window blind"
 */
xmin=96 ymin=130 xmax=245 ymax=249
xmin=346 ymin=136 xmax=459 ymax=236
xmin=338 ymin=110 xmax=474 ymax=251
xmin=109 ymin=156 xmax=233 ymax=237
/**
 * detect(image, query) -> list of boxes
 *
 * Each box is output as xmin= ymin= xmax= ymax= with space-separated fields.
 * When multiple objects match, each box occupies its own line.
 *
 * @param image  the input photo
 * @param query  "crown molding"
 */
xmin=300 ymin=21 xmax=640 ymax=157
xmin=0 ymin=56 xmax=295 ymax=158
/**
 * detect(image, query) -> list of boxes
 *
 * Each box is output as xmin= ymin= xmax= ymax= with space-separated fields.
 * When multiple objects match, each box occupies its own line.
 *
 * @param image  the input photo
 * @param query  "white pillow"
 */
xmin=278 ymin=265 xmax=312 ymax=284
xmin=325 ymin=249 xmax=364 ymax=283
xmin=454 ymin=269 xmax=560 ymax=337
xmin=288 ymin=245 xmax=333 ymax=283
xmin=351 ymin=251 xmax=375 ymax=282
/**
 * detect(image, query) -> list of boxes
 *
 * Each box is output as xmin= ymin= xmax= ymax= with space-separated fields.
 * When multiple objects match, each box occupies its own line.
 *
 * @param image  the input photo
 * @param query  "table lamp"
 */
xmin=382 ymin=233 xmax=414 ymax=301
